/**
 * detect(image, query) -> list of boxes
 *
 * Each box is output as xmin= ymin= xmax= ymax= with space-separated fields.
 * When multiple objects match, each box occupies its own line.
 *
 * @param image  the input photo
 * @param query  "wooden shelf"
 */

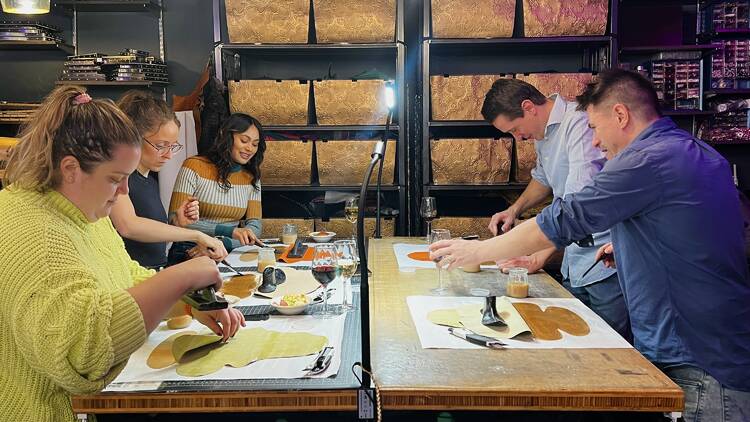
xmin=427 ymin=36 xmax=612 ymax=56
xmin=705 ymin=88 xmax=750 ymax=97
xmin=263 ymin=185 xmax=401 ymax=192
xmin=53 ymin=0 xmax=160 ymax=12
xmin=425 ymin=184 xmax=528 ymax=192
xmin=55 ymin=80 xmax=168 ymax=87
xmin=620 ymin=44 xmax=717 ymax=54
xmin=662 ymin=109 xmax=715 ymax=116
xmin=0 ymin=40 xmax=74 ymax=55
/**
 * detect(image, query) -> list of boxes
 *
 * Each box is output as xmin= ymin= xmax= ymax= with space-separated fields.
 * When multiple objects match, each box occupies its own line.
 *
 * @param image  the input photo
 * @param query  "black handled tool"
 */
xmin=581 ymin=251 xmax=613 ymax=279
xmin=448 ymin=327 xmax=505 ymax=349
xmin=183 ymin=286 xmax=228 ymax=312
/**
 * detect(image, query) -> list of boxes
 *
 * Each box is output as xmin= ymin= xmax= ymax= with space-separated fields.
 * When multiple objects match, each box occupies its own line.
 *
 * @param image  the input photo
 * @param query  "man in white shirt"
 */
xmin=481 ymin=78 xmax=630 ymax=340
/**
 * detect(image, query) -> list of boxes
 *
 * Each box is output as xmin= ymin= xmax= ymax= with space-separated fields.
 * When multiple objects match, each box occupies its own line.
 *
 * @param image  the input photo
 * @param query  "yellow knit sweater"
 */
xmin=0 ymin=187 xmax=152 ymax=421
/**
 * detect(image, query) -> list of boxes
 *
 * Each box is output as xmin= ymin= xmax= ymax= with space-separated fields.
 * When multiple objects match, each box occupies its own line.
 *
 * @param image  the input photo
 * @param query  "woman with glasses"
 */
xmin=167 ymin=113 xmax=265 ymax=263
xmin=112 ymin=90 xmax=227 ymax=269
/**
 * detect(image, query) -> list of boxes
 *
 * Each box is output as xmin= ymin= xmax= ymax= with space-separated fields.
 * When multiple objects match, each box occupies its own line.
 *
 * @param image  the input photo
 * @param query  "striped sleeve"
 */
xmin=244 ymin=180 xmax=262 ymax=237
xmin=169 ymin=163 xmax=198 ymax=215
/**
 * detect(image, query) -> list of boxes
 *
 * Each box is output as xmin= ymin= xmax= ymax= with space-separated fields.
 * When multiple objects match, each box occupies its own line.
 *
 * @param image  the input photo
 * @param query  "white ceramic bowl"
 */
xmin=309 ymin=231 xmax=336 ymax=243
xmin=271 ymin=295 xmax=309 ymax=315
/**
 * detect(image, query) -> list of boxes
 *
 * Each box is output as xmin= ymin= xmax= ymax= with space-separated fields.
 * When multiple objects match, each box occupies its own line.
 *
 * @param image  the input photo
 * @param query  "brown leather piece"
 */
xmin=513 ymin=302 xmax=591 ymax=340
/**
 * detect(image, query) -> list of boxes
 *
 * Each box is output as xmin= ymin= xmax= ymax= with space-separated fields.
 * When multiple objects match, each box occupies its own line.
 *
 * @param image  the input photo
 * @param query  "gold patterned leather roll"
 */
xmin=262 ymin=218 xmax=315 ymax=239
xmin=229 ymin=80 xmax=309 ymax=125
xmin=515 ymin=73 xmax=594 ymax=101
xmin=430 ymin=138 xmax=512 ymax=185
xmin=313 ymin=0 xmax=396 ymax=43
xmin=431 ymin=75 xmax=507 ymax=121
xmin=514 ymin=139 xmax=537 ymax=183
xmin=522 ymin=0 xmax=608 ymax=37
xmin=317 ymin=140 xmax=396 ymax=185
xmin=262 ymin=140 xmax=313 ymax=185
xmin=431 ymin=0 xmax=515 ymax=38
xmin=432 ymin=217 xmax=493 ymax=240
xmin=320 ymin=217 xmax=396 ymax=238
xmin=314 ymin=80 xmax=389 ymax=125
xmin=225 ymin=0 xmax=310 ymax=43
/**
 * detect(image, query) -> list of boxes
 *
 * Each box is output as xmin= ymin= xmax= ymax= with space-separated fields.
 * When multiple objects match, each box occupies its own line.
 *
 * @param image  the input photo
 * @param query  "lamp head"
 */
xmin=385 ymin=83 xmax=396 ymax=110
xmin=1 ymin=0 xmax=50 ymax=13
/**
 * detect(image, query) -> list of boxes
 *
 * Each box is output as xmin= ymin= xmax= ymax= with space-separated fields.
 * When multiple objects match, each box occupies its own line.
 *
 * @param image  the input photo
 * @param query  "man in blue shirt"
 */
xmin=430 ymin=69 xmax=750 ymax=422
xmin=481 ymin=79 xmax=629 ymax=340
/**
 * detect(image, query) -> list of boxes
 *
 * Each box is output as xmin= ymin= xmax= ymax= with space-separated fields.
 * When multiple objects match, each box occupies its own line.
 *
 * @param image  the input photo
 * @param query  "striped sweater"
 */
xmin=0 ymin=187 xmax=152 ymax=421
xmin=169 ymin=156 xmax=262 ymax=250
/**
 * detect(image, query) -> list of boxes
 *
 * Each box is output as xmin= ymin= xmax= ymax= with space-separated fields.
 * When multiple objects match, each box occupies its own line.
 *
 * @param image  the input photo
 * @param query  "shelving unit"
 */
xmin=417 ymin=0 xmax=616 ymax=235
xmin=54 ymin=0 xmax=168 ymax=95
xmin=211 ymin=0 xmax=408 ymax=235
xmin=53 ymin=0 xmax=160 ymax=13
xmin=0 ymin=39 xmax=74 ymax=54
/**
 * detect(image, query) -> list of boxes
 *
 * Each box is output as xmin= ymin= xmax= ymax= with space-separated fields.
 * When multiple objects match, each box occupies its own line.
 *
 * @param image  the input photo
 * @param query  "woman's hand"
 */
xmin=192 ymin=307 xmax=245 ymax=342
xmin=232 ymin=227 xmax=260 ymax=246
xmin=175 ymin=196 xmax=199 ymax=227
xmin=188 ymin=233 xmax=229 ymax=261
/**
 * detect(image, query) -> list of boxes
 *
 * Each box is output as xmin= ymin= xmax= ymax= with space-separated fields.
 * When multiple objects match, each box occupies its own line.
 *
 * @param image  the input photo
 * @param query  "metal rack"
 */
xmin=210 ymin=0 xmax=408 ymax=235
xmin=417 ymin=0 xmax=616 ymax=234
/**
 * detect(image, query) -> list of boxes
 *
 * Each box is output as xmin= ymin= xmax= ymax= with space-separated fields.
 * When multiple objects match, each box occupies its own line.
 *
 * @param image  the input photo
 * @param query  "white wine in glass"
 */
xmin=345 ymin=196 xmax=359 ymax=241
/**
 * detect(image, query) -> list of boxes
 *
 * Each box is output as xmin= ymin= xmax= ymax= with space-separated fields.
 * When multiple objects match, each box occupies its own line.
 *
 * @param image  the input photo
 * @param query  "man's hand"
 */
xmin=429 ymin=238 xmax=482 ymax=271
xmin=488 ymin=207 xmax=519 ymax=236
xmin=192 ymin=307 xmax=245 ymax=342
xmin=596 ymin=242 xmax=616 ymax=268
xmin=498 ymin=254 xmax=544 ymax=274
xmin=175 ymin=196 xmax=199 ymax=227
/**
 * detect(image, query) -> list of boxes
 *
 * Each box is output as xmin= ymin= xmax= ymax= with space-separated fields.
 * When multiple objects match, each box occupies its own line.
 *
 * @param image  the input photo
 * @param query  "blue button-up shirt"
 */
xmin=537 ymin=117 xmax=750 ymax=391
xmin=532 ymin=95 xmax=616 ymax=287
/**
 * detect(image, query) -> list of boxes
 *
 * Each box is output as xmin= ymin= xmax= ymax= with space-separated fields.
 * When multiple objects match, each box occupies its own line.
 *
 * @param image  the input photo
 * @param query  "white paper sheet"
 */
xmin=393 ymin=243 xmax=437 ymax=270
xmin=105 ymin=313 xmax=347 ymax=392
xmin=407 ymin=296 xmax=632 ymax=350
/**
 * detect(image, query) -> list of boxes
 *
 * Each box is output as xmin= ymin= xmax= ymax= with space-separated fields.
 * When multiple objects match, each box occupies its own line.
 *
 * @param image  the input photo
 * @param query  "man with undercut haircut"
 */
xmin=431 ymin=69 xmax=750 ymax=422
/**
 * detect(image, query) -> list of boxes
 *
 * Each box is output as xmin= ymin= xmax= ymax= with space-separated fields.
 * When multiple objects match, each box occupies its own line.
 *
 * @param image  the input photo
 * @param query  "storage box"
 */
xmin=317 ymin=140 xmax=396 ymax=185
xmin=314 ymin=80 xmax=390 ymax=125
xmin=431 ymin=0 xmax=515 ymax=38
xmin=261 ymin=140 xmax=313 ymax=185
xmin=431 ymin=74 xmax=507 ymax=120
xmin=515 ymin=73 xmax=594 ymax=101
xmin=320 ymin=217 xmax=396 ymax=238
xmin=514 ymin=139 xmax=537 ymax=183
xmin=432 ymin=217 xmax=493 ymax=240
xmin=225 ymin=0 xmax=309 ymax=43
xmin=229 ymin=80 xmax=309 ymax=125
xmin=522 ymin=0 xmax=608 ymax=37
xmin=430 ymin=138 xmax=512 ymax=184
xmin=313 ymin=0 xmax=395 ymax=43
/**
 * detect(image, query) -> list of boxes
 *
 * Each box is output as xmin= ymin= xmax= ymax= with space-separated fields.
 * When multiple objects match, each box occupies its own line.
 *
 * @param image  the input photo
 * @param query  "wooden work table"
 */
xmin=369 ymin=237 xmax=683 ymax=413
xmin=72 ymin=237 xmax=683 ymax=417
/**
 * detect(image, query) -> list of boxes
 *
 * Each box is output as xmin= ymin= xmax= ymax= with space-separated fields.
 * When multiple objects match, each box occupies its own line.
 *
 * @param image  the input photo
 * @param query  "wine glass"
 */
xmin=429 ymin=228 xmax=451 ymax=295
xmin=345 ymin=196 xmax=359 ymax=242
xmin=420 ymin=197 xmax=437 ymax=241
xmin=334 ymin=239 xmax=357 ymax=311
xmin=311 ymin=244 xmax=338 ymax=317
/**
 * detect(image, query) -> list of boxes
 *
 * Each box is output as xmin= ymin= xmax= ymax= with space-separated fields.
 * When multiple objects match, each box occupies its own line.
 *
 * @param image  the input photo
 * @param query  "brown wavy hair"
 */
xmin=117 ymin=90 xmax=180 ymax=137
xmin=3 ymin=85 xmax=141 ymax=191
xmin=205 ymin=113 xmax=265 ymax=191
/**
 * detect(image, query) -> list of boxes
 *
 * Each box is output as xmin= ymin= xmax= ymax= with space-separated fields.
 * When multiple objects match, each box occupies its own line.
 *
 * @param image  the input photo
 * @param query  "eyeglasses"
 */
xmin=143 ymin=138 xmax=183 ymax=155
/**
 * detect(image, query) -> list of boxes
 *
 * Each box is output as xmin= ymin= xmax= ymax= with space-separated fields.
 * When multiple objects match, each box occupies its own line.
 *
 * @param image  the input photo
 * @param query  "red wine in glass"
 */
xmin=312 ymin=265 xmax=337 ymax=286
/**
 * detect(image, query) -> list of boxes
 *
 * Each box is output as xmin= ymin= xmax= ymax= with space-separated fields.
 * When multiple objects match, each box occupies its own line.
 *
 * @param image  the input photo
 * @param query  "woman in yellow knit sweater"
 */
xmin=168 ymin=113 xmax=266 ymax=263
xmin=0 ymin=86 xmax=244 ymax=421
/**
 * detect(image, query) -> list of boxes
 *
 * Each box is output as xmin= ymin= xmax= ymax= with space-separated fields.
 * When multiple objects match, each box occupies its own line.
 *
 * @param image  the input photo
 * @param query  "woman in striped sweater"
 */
xmin=168 ymin=113 xmax=265 ymax=263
